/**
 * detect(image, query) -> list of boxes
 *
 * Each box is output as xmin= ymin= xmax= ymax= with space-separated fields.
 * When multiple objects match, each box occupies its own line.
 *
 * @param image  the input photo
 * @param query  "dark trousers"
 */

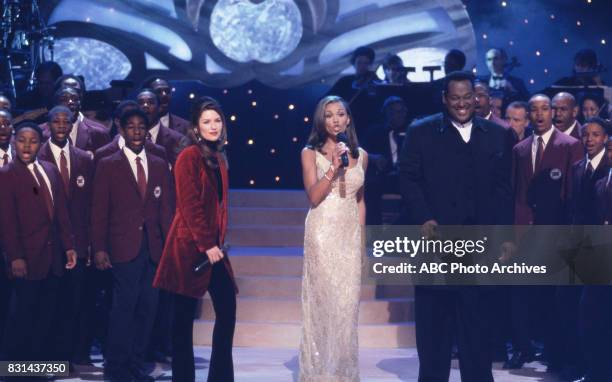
xmin=0 ymin=262 xmax=11 ymax=358
xmin=53 ymin=260 xmax=96 ymax=362
xmin=415 ymin=286 xmax=493 ymax=382
xmin=148 ymin=289 xmax=174 ymax=358
xmin=580 ymin=286 xmax=612 ymax=382
xmin=3 ymin=276 xmax=59 ymax=361
xmin=105 ymin=237 xmax=158 ymax=373
xmin=172 ymin=261 xmax=236 ymax=382
xmin=509 ymin=286 xmax=534 ymax=354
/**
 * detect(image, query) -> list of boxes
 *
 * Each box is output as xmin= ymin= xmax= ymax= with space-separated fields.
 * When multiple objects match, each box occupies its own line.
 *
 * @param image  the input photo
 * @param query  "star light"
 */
xmin=230 ymin=115 xmax=237 ymax=121
xmin=288 ymin=104 xmax=295 ymax=110
xmin=247 ymin=139 xmax=254 ymax=145
xmin=251 ymin=101 xmax=257 ymax=107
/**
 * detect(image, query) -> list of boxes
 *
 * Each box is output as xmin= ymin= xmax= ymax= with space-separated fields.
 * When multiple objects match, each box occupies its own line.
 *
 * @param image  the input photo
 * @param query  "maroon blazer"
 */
xmin=155 ymin=125 xmax=187 ymax=166
xmin=91 ymin=149 xmax=174 ymax=264
xmin=513 ymin=128 xmax=583 ymax=224
xmin=38 ymin=143 xmax=94 ymax=259
xmin=167 ymin=113 xmax=191 ymax=136
xmin=568 ymin=122 xmax=582 ymax=141
xmin=0 ymin=159 xmax=74 ymax=280
xmin=93 ymin=135 xmax=169 ymax=170
xmin=153 ymin=146 xmax=237 ymax=298
xmin=41 ymin=116 xmax=111 ymax=154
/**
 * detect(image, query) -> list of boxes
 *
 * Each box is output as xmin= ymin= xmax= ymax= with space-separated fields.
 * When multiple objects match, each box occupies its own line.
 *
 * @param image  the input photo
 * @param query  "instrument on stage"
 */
xmin=1 ymin=0 xmax=54 ymax=98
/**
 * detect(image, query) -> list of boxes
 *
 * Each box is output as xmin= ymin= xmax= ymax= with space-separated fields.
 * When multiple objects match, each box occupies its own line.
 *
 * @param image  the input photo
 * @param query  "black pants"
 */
xmin=105 ymin=237 xmax=158 ymax=374
xmin=172 ymin=261 xmax=236 ymax=382
xmin=0 ymin=259 xmax=11 ymax=359
xmin=415 ymin=286 xmax=493 ymax=382
xmin=580 ymin=286 xmax=612 ymax=382
xmin=3 ymin=276 xmax=59 ymax=361
xmin=53 ymin=260 xmax=96 ymax=362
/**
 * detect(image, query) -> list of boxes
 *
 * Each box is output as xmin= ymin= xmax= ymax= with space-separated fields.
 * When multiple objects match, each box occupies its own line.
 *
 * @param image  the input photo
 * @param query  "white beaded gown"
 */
xmin=299 ymin=148 xmax=365 ymax=382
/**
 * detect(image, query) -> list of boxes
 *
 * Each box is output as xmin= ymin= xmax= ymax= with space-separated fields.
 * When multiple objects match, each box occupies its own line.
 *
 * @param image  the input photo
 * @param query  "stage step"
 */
xmin=193 ymin=320 xmax=416 ymax=348
xmin=229 ymin=207 xmax=308 ymax=226
xmin=199 ymin=296 xmax=414 ymax=324
xmin=229 ymin=189 xmax=309 ymax=209
xmin=205 ymin=190 xmax=415 ymax=349
xmin=226 ymin=225 xmax=305 ymax=247
xmin=233 ymin=275 xmax=414 ymax=299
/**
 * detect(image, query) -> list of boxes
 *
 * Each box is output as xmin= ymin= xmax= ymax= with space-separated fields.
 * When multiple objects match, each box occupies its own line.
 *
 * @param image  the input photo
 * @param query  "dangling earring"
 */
xmin=194 ymin=130 xmax=202 ymax=142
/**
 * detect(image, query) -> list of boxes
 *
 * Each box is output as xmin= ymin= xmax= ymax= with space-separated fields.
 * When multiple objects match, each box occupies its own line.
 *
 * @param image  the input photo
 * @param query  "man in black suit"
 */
xmin=398 ymin=71 xmax=514 ymax=381
xmin=480 ymin=48 xmax=529 ymax=103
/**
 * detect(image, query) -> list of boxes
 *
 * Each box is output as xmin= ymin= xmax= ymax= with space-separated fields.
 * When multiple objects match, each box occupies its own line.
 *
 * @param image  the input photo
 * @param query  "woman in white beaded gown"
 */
xmin=299 ymin=95 xmax=367 ymax=382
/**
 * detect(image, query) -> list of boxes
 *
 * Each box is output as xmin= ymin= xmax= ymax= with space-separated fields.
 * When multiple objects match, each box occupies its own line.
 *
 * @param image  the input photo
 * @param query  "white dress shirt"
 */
xmin=149 ymin=121 xmax=161 ymax=144
xmin=489 ymin=73 xmax=508 ymax=90
xmin=123 ymin=147 xmax=148 ymax=183
xmin=561 ymin=121 xmax=578 ymax=137
xmin=27 ymin=160 xmax=53 ymax=202
xmin=586 ymin=149 xmax=605 ymax=172
xmin=531 ymin=127 xmax=555 ymax=171
xmin=451 ymin=119 xmax=473 ymax=143
xmin=160 ymin=113 xmax=169 ymax=129
xmin=69 ymin=112 xmax=85 ymax=146
xmin=49 ymin=141 xmax=71 ymax=178
xmin=118 ymin=135 xmax=126 ymax=149
xmin=0 ymin=146 xmax=12 ymax=167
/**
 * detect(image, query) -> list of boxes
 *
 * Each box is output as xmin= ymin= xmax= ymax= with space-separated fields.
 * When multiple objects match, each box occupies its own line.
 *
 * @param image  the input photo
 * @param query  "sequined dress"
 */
xmin=299 ymin=148 xmax=365 ymax=382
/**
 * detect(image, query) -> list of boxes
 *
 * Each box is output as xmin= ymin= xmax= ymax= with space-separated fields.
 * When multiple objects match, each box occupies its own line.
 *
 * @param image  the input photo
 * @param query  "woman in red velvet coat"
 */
xmin=153 ymin=97 xmax=237 ymax=382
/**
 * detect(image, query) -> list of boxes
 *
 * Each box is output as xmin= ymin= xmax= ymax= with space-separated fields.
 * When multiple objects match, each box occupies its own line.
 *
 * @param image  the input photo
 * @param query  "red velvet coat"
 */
xmin=153 ymin=145 xmax=237 ymax=298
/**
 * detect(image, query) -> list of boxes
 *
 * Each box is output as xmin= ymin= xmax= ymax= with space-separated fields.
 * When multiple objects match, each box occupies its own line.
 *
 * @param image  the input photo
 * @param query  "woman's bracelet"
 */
xmin=323 ymin=164 xmax=335 ymax=182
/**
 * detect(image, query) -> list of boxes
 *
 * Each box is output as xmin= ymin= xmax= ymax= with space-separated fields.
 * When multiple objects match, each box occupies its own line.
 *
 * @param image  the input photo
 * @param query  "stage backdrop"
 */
xmin=39 ymin=0 xmax=610 ymax=189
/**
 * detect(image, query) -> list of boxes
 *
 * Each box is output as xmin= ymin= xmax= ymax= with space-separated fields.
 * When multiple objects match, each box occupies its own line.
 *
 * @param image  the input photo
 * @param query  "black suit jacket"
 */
xmin=569 ymin=156 xmax=608 ymax=225
xmin=479 ymin=74 xmax=529 ymax=102
xmin=398 ymin=113 xmax=514 ymax=225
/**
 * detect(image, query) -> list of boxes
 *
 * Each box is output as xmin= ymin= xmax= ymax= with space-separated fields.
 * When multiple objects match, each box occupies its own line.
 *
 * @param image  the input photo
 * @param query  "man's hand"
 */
xmin=94 ymin=251 xmax=112 ymax=270
xmin=421 ymin=220 xmax=438 ymax=239
xmin=65 ymin=250 xmax=78 ymax=269
xmin=499 ymin=241 xmax=517 ymax=263
xmin=11 ymin=259 xmax=27 ymax=278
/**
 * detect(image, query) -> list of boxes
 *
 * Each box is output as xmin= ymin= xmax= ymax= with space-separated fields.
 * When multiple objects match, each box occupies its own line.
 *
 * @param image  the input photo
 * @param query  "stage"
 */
xmin=65 ymin=346 xmax=560 ymax=381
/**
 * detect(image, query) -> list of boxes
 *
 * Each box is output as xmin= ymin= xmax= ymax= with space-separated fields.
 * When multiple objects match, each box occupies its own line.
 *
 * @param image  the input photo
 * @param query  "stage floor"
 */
xmin=63 ymin=346 xmax=562 ymax=381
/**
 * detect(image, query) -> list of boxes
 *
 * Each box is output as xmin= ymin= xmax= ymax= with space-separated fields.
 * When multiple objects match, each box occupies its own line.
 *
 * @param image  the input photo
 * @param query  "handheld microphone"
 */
xmin=193 ymin=244 xmax=230 ymax=272
xmin=336 ymin=132 xmax=349 ymax=168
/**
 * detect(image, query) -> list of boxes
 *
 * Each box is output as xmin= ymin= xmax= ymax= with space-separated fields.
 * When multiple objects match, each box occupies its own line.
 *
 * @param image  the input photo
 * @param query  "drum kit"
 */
xmin=1 ymin=0 xmax=54 ymax=98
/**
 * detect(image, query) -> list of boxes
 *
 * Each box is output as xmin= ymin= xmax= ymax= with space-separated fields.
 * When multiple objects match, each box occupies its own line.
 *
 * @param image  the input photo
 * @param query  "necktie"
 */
xmin=32 ymin=164 xmax=54 ymax=220
xmin=585 ymin=162 xmax=595 ymax=178
xmin=2 ymin=153 xmax=8 ymax=167
xmin=393 ymin=131 xmax=405 ymax=151
xmin=136 ymin=157 xmax=147 ymax=199
xmin=534 ymin=136 xmax=544 ymax=174
xmin=60 ymin=150 xmax=70 ymax=194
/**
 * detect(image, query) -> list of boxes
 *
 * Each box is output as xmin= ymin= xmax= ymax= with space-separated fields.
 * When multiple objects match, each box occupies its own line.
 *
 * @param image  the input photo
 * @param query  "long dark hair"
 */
xmin=306 ymin=95 xmax=359 ymax=158
xmin=188 ymin=96 xmax=227 ymax=169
